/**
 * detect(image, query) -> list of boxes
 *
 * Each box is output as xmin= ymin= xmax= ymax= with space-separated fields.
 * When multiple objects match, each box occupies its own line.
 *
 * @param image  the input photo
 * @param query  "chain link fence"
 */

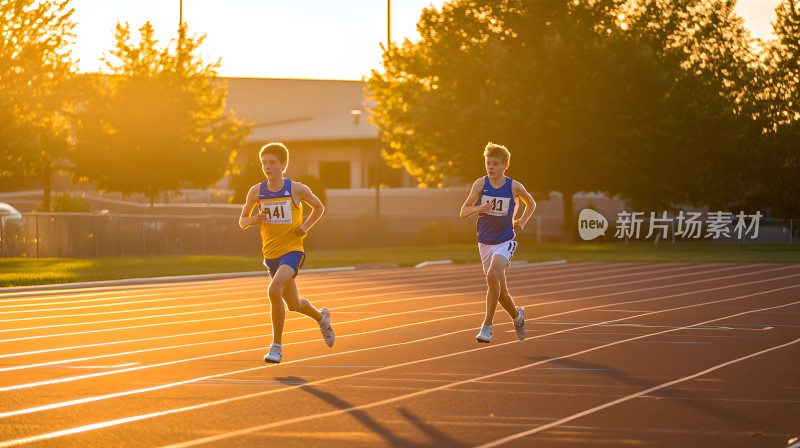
xmin=0 ymin=212 xmax=794 ymax=259
xmin=0 ymin=212 xmax=564 ymax=258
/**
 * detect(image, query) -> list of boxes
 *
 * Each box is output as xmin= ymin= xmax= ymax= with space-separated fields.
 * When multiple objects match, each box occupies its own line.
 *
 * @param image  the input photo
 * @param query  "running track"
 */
xmin=1 ymin=262 xmax=799 ymax=448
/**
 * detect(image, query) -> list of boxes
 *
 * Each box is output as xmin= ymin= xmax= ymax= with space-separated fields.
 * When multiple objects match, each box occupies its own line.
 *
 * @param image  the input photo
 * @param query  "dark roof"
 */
xmin=223 ymin=77 xmax=378 ymax=142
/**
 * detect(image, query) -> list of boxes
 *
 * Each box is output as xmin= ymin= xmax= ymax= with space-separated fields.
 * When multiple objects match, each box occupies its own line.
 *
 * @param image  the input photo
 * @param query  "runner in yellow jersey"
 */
xmin=239 ymin=142 xmax=335 ymax=364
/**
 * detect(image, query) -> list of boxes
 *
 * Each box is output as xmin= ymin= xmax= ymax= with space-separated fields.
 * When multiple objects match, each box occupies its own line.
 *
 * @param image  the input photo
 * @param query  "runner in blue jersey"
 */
xmin=460 ymin=142 xmax=536 ymax=343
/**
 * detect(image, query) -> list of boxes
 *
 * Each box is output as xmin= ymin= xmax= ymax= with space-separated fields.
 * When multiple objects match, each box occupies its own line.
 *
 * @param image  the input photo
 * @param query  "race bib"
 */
xmin=482 ymin=196 xmax=510 ymax=216
xmin=259 ymin=199 xmax=292 ymax=224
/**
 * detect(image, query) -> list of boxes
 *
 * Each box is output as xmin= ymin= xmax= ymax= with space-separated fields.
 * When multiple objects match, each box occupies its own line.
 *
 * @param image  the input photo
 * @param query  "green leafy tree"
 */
xmin=748 ymin=0 xmax=800 ymax=218
xmin=0 ymin=0 xmax=76 ymax=210
xmin=72 ymin=22 xmax=250 ymax=205
xmin=606 ymin=0 xmax=757 ymax=211
xmin=368 ymin=0 xmax=756 ymax=239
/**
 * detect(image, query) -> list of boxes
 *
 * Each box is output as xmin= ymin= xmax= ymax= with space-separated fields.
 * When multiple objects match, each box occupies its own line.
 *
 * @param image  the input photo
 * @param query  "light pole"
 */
xmin=377 ymin=0 xmax=391 ymax=219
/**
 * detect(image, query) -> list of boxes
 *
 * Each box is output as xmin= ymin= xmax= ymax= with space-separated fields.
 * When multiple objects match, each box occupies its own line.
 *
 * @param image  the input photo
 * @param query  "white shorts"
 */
xmin=478 ymin=240 xmax=518 ymax=273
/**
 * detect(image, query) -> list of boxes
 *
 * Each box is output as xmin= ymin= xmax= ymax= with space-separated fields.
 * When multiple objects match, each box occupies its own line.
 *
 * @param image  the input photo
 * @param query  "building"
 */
xmin=224 ymin=77 xmax=411 ymax=190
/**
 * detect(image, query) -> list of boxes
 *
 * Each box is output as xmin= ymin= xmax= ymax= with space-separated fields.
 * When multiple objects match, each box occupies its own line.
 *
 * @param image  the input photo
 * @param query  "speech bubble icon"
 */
xmin=578 ymin=209 xmax=608 ymax=241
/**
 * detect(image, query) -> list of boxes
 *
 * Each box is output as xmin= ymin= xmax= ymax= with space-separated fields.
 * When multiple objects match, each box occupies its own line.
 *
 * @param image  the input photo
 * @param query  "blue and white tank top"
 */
xmin=476 ymin=176 xmax=516 ymax=245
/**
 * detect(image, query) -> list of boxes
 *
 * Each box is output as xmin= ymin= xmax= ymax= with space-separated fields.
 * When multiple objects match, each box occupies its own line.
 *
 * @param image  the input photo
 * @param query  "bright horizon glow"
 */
xmin=69 ymin=0 xmax=782 ymax=80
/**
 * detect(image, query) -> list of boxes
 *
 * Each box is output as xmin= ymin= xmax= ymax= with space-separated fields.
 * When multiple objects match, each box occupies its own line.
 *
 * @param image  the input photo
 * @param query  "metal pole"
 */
xmin=66 ymin=214 xmax=71 ymax=258
xmin=119 ymin=217 xmax=124 ymax=256
xmin=179 ymin=218 xmax=184 ymax=255
xmin=375 ymin=0 xmax=391 ymax=219
xmin=94 ymin=215 xmax=99 ymax=257
xmin=35 ymin=214 xmax=40 ymax=258
xmin=164 ymin=219 xmax=169 ymax=255
xmin=201 ymin=217 xmax=207 ymax=255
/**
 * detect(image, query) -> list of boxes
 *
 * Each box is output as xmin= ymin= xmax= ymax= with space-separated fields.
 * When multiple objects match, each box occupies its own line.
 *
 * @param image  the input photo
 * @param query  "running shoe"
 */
xmin=263 ymin=344 xmax=282 ymax=364
xmin=319 ymin=307 xmax=335 ymax=347
xmin=476 ymin=324 xmax=493 ymax=343
xmin=514 ymin=306 xmax=526 ymax=341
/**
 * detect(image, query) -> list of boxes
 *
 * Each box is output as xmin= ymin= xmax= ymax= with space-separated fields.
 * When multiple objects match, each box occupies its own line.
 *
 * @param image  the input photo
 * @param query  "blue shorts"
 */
xmin=263 ymin=251 xmax=305 ymax=278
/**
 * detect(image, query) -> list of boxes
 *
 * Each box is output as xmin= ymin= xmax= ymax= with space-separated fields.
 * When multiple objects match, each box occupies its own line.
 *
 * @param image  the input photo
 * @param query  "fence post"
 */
xmin=201 ymin=217 xmax=207 ymax=255
xmin=164 ymin=219 xmax=169 ymax=255
xmin=35 ymin=213 xmax=40 ymax=259
xmin=119 ymin=217 xmax=124 ymax=256
xmin=179 ymin=218 xmax=184 ymax=255
xmin=66 ymin=214 xmax=71 ymax=258
xmin=94 ymin=215 xmax=99 ymax=258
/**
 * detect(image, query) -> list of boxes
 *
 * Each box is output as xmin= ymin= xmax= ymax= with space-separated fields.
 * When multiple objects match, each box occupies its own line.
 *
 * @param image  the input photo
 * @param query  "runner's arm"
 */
xmin=460 ymin=178 xmax=492 ymax=219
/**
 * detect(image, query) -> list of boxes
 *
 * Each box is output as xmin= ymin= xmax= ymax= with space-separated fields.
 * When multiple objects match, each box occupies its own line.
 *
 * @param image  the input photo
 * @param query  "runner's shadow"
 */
xmin=275 ymin=376 xmax=466 ymax=448
xmin=525 ymin=356 xmax=767 ymax=427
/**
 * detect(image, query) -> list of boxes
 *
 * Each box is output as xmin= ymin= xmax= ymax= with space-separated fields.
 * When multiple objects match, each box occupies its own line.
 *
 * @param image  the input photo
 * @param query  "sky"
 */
xmin=69 ymin=0 xmax=783 ymax=81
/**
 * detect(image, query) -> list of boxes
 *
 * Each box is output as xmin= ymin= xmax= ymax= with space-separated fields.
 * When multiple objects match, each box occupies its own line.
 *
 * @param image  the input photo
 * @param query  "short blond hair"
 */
xmin=483 ymin=142 xmax=510 ymax=164
xmin=259 ymin=142 xmax=289 ymax=164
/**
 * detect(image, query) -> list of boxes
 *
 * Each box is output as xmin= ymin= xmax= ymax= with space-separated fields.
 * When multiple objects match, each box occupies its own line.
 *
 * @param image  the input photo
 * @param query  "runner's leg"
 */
xmin=282 ymin=277 xmax=323 ymax=321
xmin=267 ymin=265 xmax=295 ymax=344
xmin=483 ymin=254 xmax=508 ymax=325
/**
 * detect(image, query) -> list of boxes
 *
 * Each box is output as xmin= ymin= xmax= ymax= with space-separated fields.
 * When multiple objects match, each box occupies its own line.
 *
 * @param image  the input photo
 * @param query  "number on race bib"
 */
xmin=259 ymin=199 xmax=292 ymax=224
xmin=264 ymin=205 xmax=284 ymax=219
xmin=482 ymin=196 xmax=510 ymax=216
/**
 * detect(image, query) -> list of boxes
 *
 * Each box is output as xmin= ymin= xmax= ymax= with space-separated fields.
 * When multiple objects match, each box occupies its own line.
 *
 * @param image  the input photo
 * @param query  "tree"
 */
xmin=749 ymin=0 xmax=800 ymax=218
xmin=604 ymin=0 xmax=757 ymax=211
xmin=72 ymin=22 xmax=250 ymax=205
xmin=0 ymin=0 xmax=76 ymax=210
xmin=367 ymin=0 xmax=757 ymax=239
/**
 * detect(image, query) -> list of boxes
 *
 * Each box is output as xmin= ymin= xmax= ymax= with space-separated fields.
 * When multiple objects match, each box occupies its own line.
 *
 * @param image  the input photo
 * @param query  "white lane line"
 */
xmin=0 ymin=261 xmax=487 ymax=301
xmin=0 ymin=299 xmax=484 ymax=372
xmin=0 ymin=260 xmax=660 ymax=316
xmin=0 ymin=272 xmax=482 ymax=326
xmin=474 ymin=336 xmax=800 ymax=448
xmin=1 ymin=265 xmax=795 ymax=389
xmin=2 ymin=278 xmax=798 ymax=448
xmin=0 ymin=261 xmax=758 ymax=338
xmin=0 ymin=260 xmax=611 ymax=303
xmin=0 ymin=271 xmax=480 ymax=320
xmin=50 ymin=363 xmax=140 ymax=369
xmin=155 ymin=298 xmax=800 ymax=448
xmin=534 ymin=321 xmax=775 ymax=331
xmin=0 ymin=266 xmax=481 ymax=314
xmin=0 ymin=263 xmax=779 ymax=371
xmin=0 ymin=261 xmax=705 ymax=337
xmin=0 ymin=283 xmax=262 ymax=309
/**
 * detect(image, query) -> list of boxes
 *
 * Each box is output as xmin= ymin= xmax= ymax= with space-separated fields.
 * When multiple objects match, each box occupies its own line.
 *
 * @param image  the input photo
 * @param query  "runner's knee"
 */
xmin=268 ymin=282 xmax=285 ymax=300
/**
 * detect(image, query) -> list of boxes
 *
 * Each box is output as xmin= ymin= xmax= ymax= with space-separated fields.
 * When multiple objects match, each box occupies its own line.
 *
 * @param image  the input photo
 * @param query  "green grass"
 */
xmin=1 ymin=243 xmax=798 ymax=288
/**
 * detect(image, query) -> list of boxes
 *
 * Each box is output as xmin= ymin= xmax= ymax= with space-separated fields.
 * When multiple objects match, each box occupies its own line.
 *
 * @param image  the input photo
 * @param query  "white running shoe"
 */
xmin=264 ymin=344 xmax=282 ymax=364
xmin=319 ymin=307 xmax=335 ymax=347
xmin=514 ymin=306 xmax=526 ymax=341
xmin=476 ymin=324 xmax=493 ymax=343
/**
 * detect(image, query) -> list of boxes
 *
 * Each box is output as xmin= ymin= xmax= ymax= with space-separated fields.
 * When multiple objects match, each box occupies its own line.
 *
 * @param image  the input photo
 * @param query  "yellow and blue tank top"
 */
xmin=258 ymin=179 xmax=304 ymax=259
xmin=476 ymin=176 xmax=516 ymax=245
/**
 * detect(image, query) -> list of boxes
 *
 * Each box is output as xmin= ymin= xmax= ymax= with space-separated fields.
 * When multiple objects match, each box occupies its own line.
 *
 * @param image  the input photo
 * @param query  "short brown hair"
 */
xmin=484 ymin=142 xmax=510 ymax=164
xmin=259 ymin=142 xmax=289 ymax=164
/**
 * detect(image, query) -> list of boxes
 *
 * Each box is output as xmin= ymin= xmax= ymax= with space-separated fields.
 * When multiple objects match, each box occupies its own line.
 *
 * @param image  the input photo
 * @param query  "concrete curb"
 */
xmin=509 ymin=259 xmax=568 ymax=268
xmin=414 ymin=260 xmax=454 ymax=268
